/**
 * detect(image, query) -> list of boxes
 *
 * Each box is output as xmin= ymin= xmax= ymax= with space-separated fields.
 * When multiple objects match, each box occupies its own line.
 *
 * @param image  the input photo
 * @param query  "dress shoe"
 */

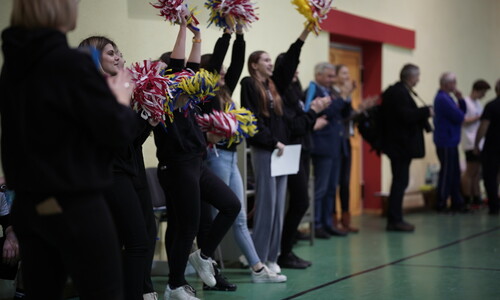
xmin=202 ymin=265 xmax=237 ymax=291
xmin=386 ymin=221 xmax=415 ymax=232
xmin=277 ymin=253 xmax=308 ymax=269
xmin=314 ymin=227 xmax=331 ymax=239
xmin=324 ymin=226 xmax=348 ymax=236
xmin=290 ymin=252 xmax=312 ymax=267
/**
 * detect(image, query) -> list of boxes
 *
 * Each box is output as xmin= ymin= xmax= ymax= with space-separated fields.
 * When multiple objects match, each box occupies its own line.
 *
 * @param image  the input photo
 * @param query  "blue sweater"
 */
xmin=433 ymin=90 xmax=466 ymax=147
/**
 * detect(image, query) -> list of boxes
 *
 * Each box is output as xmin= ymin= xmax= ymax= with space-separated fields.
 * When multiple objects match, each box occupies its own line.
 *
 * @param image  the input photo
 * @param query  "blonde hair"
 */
xmin=11 ymin=0 xmax=76 ymax=29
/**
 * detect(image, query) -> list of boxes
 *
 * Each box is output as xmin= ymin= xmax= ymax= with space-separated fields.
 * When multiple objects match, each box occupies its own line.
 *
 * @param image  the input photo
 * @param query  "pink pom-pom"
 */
xmin=151 ymin=0 xmax=184 ymax=23
xmin=128 ymin=60 xmax=170 ymax=124
xmin=196 ymin=110 xmax=238 ymax=139
xmin=151 ymin=0 xmax=200 ymax=26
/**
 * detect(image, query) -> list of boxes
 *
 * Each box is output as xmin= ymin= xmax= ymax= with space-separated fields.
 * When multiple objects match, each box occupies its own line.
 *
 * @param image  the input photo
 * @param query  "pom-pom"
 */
xmin=196 ymin=109 xmax=238 ymax=141
xmin=292 ymin=0 xmax=333 ymax=35
xmin=205 ymin=0 xmax=259 ymax=30
xmin=166 ymin=69 xmax=220 ymax=111
xmin=224 ymin=103 xmax=258 ymax=147
xmin=151 ymin=0 xmax=200 ymax=27
xmin=128 ymin=60 xmax=171 ymax=124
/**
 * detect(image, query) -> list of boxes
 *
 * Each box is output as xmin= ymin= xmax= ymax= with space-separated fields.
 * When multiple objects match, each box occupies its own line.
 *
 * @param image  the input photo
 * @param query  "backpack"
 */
xmin=353 ymin=105 xmax=382 ymax=155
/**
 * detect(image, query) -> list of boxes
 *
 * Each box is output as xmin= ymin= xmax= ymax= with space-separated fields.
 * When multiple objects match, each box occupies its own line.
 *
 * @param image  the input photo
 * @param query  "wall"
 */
xmin=1 ymin=0 xmax=499 ymax=197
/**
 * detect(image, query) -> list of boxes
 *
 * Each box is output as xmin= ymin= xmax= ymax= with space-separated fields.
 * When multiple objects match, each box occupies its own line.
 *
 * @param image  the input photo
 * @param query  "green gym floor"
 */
xmin=152 ymin=210 xmax=500 ymax=300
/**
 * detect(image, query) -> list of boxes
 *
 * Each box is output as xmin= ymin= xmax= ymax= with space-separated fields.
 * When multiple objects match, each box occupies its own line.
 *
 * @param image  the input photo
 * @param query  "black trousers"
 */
xmin=482 ymin=150 xmax=500 ymax=213
xmin=104 ymin=172 xmax=150 ymax=300
xmin=387 ymin=153 xmax=412 ymax=224
xmin=281 ymin=151 xmax=310 ymax=256
xmin=436 ymin=147 xmax=463 ymax=209
xmin=158 ymin=157 xmax=240 ymax=288
xmin=11 ymin=192 xmax=123 ymax=300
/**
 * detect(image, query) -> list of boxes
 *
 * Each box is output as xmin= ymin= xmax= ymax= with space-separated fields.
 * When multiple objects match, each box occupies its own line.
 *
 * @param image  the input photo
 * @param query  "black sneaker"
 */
xmin=202 ymin=266 xmax=237 ymax=292
xmin=277 ymin=253 xmax=308 ymax=269
xmin=291 ymin=252 xmax=312 ymax=267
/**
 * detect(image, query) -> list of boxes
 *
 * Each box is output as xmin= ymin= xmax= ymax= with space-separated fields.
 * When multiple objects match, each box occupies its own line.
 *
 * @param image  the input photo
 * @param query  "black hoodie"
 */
xmin=0 ymin=27 xmax=137 ymax=196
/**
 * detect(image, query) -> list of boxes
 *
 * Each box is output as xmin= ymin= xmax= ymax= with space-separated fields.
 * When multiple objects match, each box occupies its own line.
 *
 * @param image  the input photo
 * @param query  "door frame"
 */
xmin=321 ymin=10 xmax=416 ymax=211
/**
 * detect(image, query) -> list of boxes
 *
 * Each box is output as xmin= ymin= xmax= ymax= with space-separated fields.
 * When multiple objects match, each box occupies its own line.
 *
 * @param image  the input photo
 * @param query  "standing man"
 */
xmin=461 ymin=80 xmax=491 ymax=209
xmin=310 ymin=62 xmax=349 ymax=238
xmin=433 ymin=72 xmax=467 ymax=213
xmin=380 ymin=64 xmax=432 ymax=232
xmin=474 ymin=79 xmax=500 ymax=215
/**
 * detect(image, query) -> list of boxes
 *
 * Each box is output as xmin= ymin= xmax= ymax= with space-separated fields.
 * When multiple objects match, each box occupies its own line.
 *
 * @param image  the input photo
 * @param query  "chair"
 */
xmin=145 ymin=167 xmax=169 ymax=276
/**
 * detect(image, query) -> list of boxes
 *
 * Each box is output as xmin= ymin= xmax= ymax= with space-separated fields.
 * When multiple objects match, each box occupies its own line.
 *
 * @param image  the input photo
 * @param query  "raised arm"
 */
xmin=187 ymin=25 xmax=201 ymax=67
xmin=171 ymin=18 xmax=187 ymax=61
xmin=272 ymin=28 xmax=310 ymax=93
xmin=225 ymin=26 xmax=245 ymax=95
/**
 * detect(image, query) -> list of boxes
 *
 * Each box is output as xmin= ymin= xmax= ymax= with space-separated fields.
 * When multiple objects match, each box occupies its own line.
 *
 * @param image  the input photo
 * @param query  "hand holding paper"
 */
xmin=271 ymin=144 xmax=302 ymax=177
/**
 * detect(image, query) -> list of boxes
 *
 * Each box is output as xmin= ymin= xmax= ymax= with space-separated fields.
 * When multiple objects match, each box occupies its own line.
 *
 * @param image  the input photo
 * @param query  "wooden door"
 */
xmin=329 ymin=45 xmax=363 ymax=216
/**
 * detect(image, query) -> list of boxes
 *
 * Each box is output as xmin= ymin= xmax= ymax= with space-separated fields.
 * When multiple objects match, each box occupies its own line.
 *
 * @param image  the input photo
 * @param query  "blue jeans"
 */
xmin=312 ymin=155 xmax=341 ymax=229
xmin=205 ymin=148 xmax=261 ymax=266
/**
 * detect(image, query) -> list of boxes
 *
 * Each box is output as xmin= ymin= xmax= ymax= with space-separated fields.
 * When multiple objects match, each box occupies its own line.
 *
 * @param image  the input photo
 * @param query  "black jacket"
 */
xmin=282 ymin=80 xmax=317 ymax=153
xmin=0 ymin=27 xmax=137 ymax=195
xmin=153 ymin=59 xmax=206 ymax=163
xmin=240 ymin=39 xmax=304 ymax=151
xmin=380 ymin=81 xmax=431 ymax=159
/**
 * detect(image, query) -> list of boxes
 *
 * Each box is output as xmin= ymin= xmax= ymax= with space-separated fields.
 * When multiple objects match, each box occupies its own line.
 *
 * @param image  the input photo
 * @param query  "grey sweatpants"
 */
xmin=250 ymin=146 xmax=288 ymax=263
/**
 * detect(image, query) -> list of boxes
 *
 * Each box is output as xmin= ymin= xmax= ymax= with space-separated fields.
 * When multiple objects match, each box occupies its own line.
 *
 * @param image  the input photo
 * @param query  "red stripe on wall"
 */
xmin=323 ymin=10 xmax=415 ymax=49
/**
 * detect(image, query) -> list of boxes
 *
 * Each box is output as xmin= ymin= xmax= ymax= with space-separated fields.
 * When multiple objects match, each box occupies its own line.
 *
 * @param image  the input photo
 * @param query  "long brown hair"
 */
xmin=247 ymin=51 xmax=283 ymax=117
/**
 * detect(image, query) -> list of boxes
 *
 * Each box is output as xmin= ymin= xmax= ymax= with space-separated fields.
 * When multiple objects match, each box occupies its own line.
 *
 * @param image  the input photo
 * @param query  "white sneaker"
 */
xmin=239 ymin=254 xmax=249 ymax=268
xmin=252 ymin=265 xmax=287 ymax=283
xmin=188 ymin=249 xmax=216 ymax=287
xmin=265 ymin=261 xmax=282 ymax=274
xmin=143 ymin=292 xmax=158 ymax=300
xmin=164 ymin=285 xmax=199 ymax=300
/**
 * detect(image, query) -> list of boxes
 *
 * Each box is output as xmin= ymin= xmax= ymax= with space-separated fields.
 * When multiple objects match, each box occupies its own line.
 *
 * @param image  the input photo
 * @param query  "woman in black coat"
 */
xmin=78 ymin=36 xmax=158 ymax=300
xmin=0 ymin=0 xmax=136 ymax=298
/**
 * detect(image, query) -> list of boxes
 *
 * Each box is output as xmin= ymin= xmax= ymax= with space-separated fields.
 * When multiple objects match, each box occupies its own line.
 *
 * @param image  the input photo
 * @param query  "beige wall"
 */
xmin=1 ymin=0 xmax=499 ymax=194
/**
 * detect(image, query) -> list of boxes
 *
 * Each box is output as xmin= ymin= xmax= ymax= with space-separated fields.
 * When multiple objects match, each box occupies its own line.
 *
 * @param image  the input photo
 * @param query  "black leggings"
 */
xmin=104 ymin=173 xmax=150 ymax=300
xmin=158 ymin=157 xmax=240 ymax=288
xmin=11 ymin=192 xmax=123 ymax=300
xmin=281 ymin=151 xmax=310 ymax=256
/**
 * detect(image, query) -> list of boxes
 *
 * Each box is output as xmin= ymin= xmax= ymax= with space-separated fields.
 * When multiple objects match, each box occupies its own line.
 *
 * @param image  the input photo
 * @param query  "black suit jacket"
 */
xmin=380 ymin=81 xmax=431 ymax=159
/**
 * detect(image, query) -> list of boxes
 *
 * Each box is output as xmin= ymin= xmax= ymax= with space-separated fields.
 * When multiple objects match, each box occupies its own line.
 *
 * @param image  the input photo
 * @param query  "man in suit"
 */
xmin=380 ymin=64 xmax=432 ymax=232
xmin=310 ymin=62 xmax=349 ymax=238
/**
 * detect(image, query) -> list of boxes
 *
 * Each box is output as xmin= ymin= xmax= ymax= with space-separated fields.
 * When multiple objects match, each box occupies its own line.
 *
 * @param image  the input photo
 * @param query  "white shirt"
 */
xmin=461 ymin=96 xmax=483 ymax=151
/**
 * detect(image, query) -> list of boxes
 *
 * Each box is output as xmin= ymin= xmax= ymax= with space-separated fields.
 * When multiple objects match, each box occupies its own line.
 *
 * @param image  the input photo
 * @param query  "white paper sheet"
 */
xmin=271 ymin=144 xmax=302 ymax=177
